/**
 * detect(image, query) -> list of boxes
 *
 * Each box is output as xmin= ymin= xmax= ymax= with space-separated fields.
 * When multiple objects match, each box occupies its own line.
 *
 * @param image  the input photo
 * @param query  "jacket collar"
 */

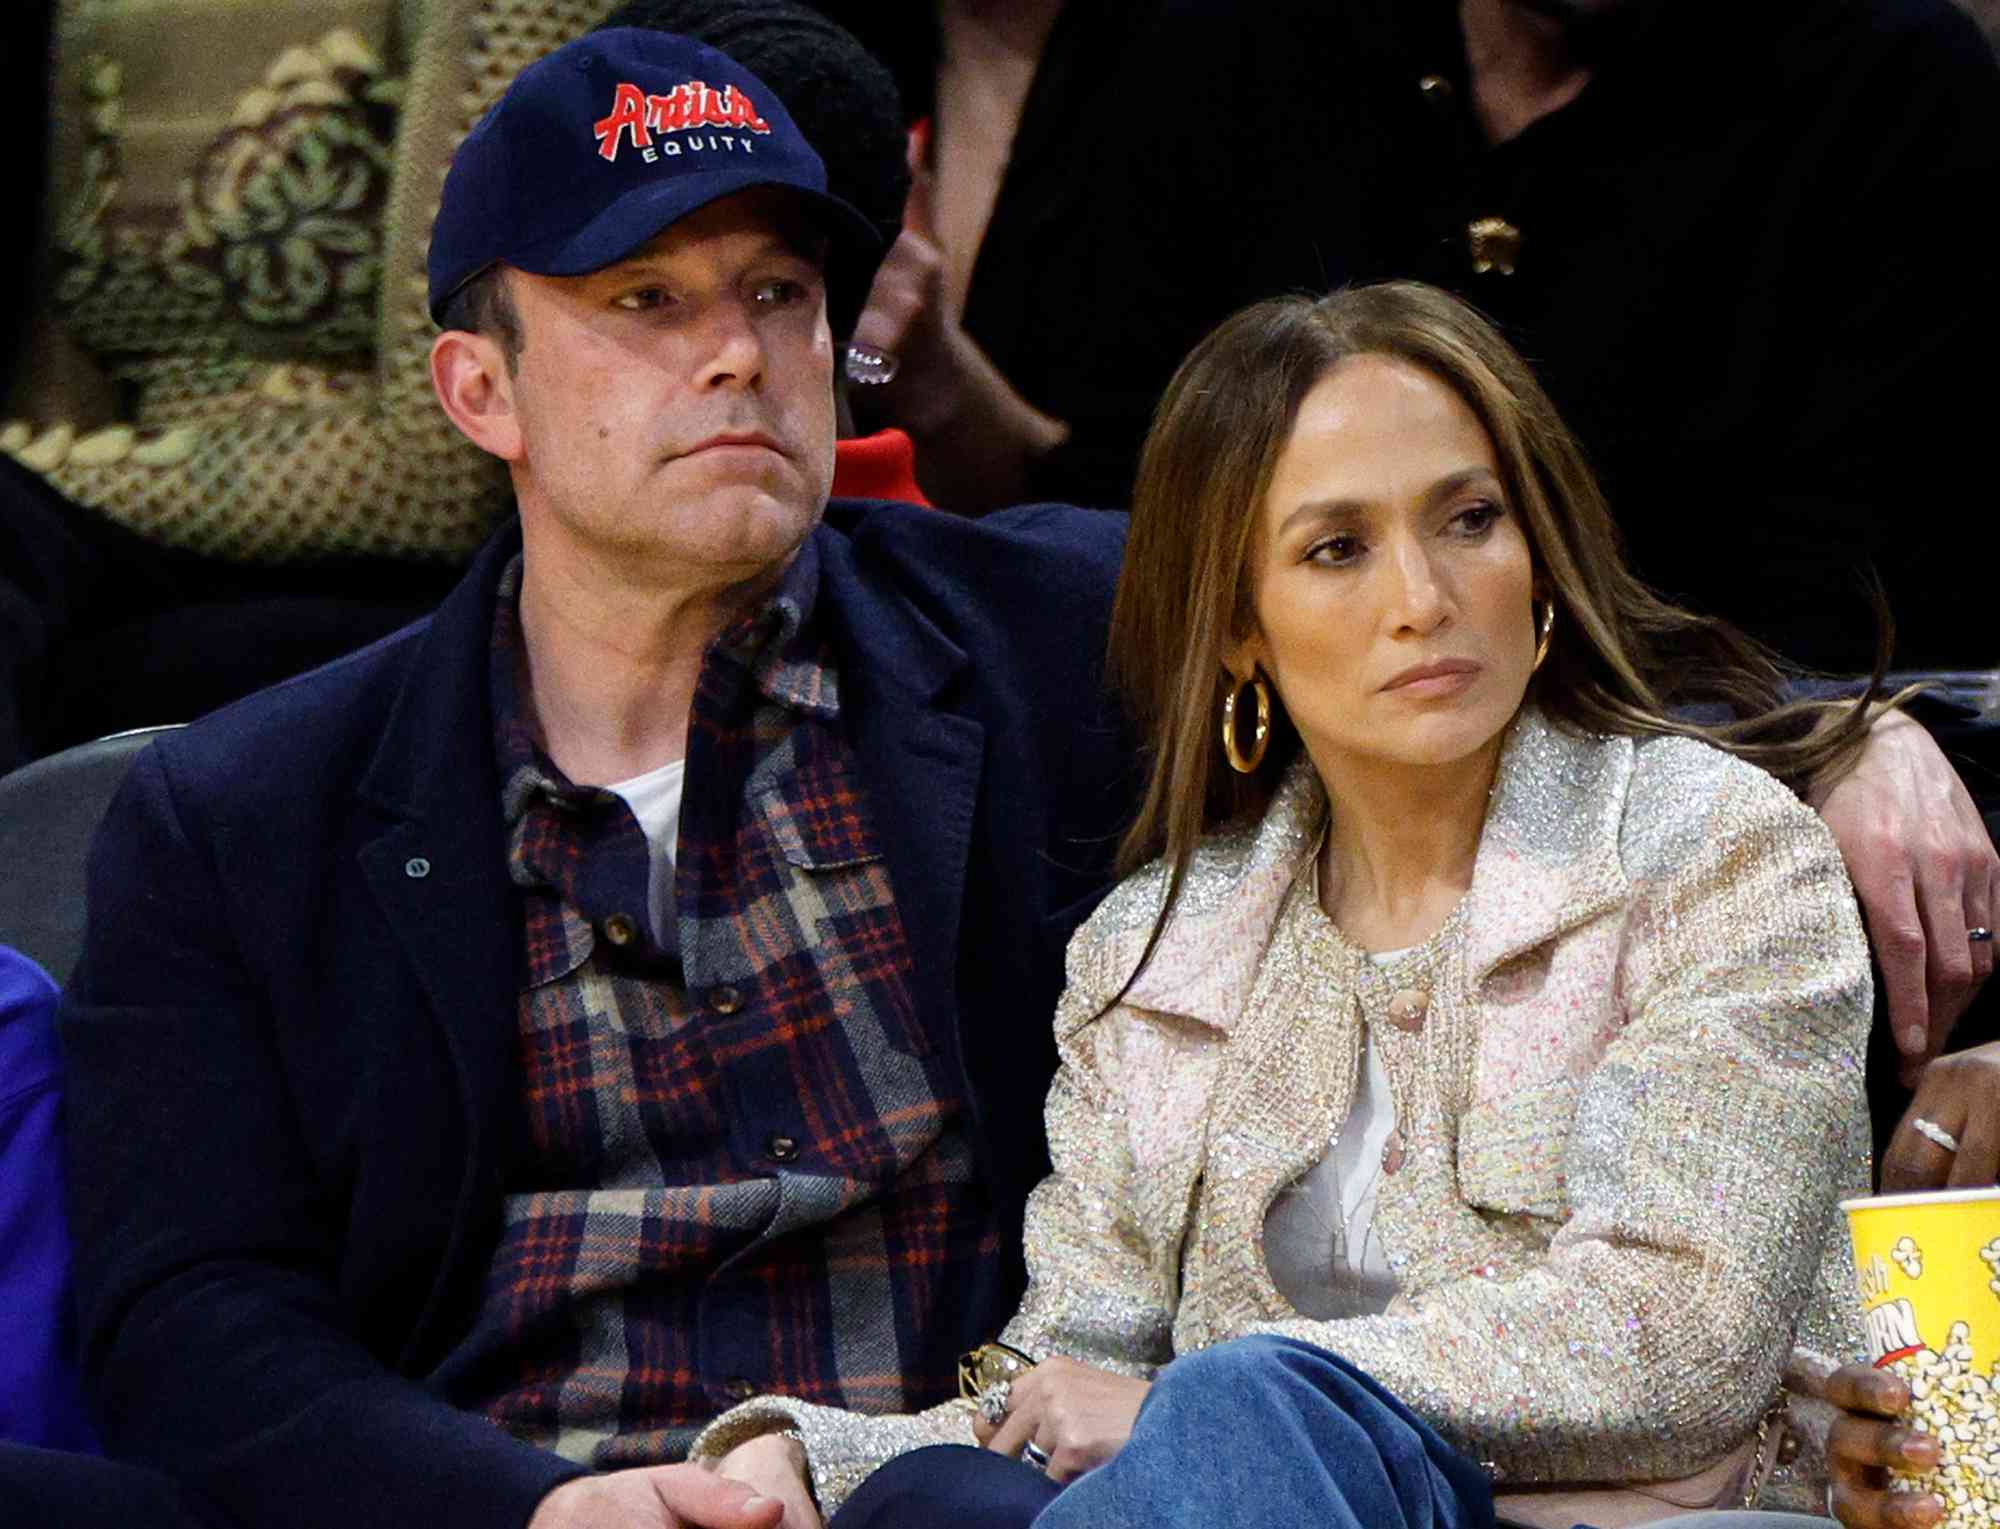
xmin=1116 ymin=709 xmax=1632 ymax=1031
xmin=357 ymin=517 xmax=521 ymax=825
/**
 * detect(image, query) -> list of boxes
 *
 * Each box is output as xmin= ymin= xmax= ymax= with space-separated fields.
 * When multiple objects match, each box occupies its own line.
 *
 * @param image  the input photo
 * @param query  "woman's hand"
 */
xmin=1820 ymin=1363 xmax=1944 ymax=1529
xmin=971 ymin=1356 xmax=1150 ymax=1484
xmin=1881 ymin=1040 xmax=2000 ymax=1189
xmin=705 ymin=1433 xmax=823 ymax=1529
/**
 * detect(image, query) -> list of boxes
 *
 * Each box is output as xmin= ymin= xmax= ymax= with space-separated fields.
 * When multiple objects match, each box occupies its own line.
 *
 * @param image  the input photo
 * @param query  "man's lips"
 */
xmin=679 ymin=431 xmax=784 ymax=459
xmin=1381 ymin=658 xmax=1481 ymax=692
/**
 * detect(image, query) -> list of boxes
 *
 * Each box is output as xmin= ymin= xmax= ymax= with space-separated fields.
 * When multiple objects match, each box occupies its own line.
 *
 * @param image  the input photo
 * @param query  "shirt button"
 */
xmin=1380 ymin=1128 xmax=1407 ymax=1176
xmin=602 ymin=913 xmax=639 ymax=947
xmin=1386 ymin=988 xmax=1428 ymax=1032
xmin=1467 ymin=216 xmax=1523 ymax=275
xmin=724 ymin=1377 xmax=756 ymax=1402
xmin=709 ymin=985 xmax=743 ymax=1014
xmin=767 ymin=1134 xmax=800 ymax=1163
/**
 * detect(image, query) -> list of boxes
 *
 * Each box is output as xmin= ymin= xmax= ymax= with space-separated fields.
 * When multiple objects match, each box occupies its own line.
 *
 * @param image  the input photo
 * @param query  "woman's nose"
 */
xmin=1386 ymin=536 xmax=1450 ymax=633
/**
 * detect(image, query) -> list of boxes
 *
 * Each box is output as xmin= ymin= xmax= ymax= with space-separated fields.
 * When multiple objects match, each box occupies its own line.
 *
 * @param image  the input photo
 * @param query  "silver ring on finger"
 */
xmin=844 ymin=343 xmax=900 ymax=386
xmin=1021 ymin=1440 xmax=1052 ymax=1472
xmin=1969 ymin=926 xmax=1993 ymax=944
xmin=1912 ymin=1116 xmax=1962 ymax=1154
xmin=977 ymin=1380 xmax=1013 ymax=1427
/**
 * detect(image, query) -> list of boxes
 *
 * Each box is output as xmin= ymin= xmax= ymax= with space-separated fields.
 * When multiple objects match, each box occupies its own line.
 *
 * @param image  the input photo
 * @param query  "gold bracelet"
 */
xmin=958 ymin=1341 xmax=1038 ymax=1401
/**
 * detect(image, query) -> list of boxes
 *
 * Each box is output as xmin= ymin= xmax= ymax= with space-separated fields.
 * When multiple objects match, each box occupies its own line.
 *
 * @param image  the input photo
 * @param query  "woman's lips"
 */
xmin=1381 ymin=659 xmax=1481 ymax=697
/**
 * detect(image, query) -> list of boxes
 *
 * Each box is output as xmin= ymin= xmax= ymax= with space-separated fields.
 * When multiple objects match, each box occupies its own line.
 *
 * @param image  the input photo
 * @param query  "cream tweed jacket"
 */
xmin=696 ymin=710 xmax=1873 ymax=1513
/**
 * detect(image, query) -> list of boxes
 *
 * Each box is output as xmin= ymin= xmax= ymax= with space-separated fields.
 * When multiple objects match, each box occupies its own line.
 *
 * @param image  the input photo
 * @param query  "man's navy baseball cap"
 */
xmin=427 ymin=28 xmax=881 ymax=331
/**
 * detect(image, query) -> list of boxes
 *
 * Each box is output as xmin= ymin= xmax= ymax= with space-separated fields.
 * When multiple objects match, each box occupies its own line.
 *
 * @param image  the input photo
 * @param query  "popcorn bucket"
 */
xmin=1841 ymin=1188 xmax=2000 ymax=1528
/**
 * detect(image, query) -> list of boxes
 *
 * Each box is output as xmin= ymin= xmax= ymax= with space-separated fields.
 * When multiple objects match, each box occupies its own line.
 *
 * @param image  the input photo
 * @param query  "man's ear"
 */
xmin=430 ymin=329 xmax=523 ymax=462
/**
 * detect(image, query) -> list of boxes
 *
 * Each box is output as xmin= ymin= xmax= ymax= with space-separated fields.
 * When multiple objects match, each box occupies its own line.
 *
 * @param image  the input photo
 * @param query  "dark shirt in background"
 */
xmin=820 ymin=0 xmax=2000 ymax=673
xmin=0 ymin=1 xmax=55 ymax=404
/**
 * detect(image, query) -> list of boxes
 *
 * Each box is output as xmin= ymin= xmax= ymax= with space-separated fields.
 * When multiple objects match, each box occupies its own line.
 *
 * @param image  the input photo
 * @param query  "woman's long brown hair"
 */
xmin=1108 ymin=281 xmax=1904 ymax=989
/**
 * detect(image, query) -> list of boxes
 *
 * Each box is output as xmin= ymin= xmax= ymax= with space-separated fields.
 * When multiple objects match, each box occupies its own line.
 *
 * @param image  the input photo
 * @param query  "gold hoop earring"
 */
xmin=1221 ymin=675 xmax=1271 ymax=774
xmin=1532 ymin=598 xmax=1556 ymax=673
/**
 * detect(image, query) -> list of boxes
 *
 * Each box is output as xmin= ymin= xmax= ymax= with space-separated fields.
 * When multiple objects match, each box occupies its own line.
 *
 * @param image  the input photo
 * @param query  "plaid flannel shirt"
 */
xmin=444 ymin=545 xmax=1001 ymax=1465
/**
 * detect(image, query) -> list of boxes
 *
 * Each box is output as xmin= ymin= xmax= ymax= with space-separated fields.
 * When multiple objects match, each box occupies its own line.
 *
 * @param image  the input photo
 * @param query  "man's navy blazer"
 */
xmin=60 ymin=500 xmax=1136 ymax=1529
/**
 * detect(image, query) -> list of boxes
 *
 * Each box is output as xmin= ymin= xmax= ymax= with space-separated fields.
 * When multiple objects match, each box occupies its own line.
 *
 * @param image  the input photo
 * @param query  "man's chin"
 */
xmin=1509 ymin=0 xmax=1632 ymax=26
xmin=674 ymin=484 xmax=825 ymax=563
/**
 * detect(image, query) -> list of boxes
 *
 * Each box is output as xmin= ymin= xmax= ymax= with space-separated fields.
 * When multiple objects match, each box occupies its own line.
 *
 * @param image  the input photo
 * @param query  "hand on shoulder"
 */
xmin=1809 ymin=710 xmax=1997 ymax=1080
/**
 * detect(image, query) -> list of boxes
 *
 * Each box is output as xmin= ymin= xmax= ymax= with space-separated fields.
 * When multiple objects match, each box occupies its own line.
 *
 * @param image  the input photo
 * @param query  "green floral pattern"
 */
xmin=58 ymin=39 xmax=401 ymax=358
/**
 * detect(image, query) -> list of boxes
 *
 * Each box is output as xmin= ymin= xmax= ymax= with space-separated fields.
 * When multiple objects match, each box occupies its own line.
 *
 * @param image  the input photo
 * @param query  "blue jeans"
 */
xmin=831 ymin=1340 xmax=1845 ymax=1529
xmin=834 ymin=1335 xmax=1493 ymax=1529
xmin=1031 ymin=1334 xmax=1494 ymax=1529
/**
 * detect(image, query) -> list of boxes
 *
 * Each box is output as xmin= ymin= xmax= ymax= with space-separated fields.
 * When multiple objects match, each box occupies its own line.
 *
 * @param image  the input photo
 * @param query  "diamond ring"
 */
xmin=844 ymin=343 xmax=899 ymax=386
xmin=977 ymin=1380 xmax=1013 ymax=1427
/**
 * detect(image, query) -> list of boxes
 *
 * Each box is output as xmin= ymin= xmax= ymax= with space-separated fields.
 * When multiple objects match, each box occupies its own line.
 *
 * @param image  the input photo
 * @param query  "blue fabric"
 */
xmin=830 ymin=1444 xmax=1062 ymax=1529
xmin=0 ymin=1441 xmax=211 ymax=1526
xmin=57 ymin=502 xmax=1135 ymax=1529
xmin=1034 ymin=1337 xmax=1495 ymax=1529
xmin=0 ymin=947 xmax=95 ymax=1452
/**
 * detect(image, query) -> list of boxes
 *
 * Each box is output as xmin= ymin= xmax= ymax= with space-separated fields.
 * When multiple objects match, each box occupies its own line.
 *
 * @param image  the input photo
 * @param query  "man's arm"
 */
xmin=60 ymin=747 xmax=581 ymax=1529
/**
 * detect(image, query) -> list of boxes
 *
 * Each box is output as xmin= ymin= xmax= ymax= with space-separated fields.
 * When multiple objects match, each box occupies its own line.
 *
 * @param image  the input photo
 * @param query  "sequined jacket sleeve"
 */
xmin=1247 ymin=748 xmax=1872 ymax=1485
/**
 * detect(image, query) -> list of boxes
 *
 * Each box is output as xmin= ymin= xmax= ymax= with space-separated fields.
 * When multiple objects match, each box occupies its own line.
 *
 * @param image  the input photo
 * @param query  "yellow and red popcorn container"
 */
xmin=1842 ymin=1188 xmax=2000 ymax=1529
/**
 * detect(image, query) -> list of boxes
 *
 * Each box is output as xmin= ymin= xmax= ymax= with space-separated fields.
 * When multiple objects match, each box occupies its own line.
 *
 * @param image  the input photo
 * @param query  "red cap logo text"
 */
xmin=594 ymin=80 xmax=773 ymax=162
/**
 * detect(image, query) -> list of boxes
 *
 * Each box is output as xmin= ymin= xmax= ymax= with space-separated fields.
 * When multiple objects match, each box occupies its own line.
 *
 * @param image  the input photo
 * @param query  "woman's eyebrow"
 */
xmin=1420 ymin=467 xmax=1502 ymax=508
xmin=1277 ymin=498 xmax=1368 ymax=537
xmin=1278 ymin=467 xmax=1498 ymax=537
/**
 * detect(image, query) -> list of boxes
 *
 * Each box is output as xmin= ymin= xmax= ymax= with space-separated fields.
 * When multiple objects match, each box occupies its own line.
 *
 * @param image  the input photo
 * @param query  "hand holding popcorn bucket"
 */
xmin=1842 ymin=1188 xmax=2000 ymax=1528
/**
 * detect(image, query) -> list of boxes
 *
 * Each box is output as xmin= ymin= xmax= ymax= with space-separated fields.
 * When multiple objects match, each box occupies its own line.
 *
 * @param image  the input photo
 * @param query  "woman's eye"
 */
xmin=1305 ymin=534 xmax=1362 ymax=566
xmin=1451 ymin=501 xmax=1503 ymax=535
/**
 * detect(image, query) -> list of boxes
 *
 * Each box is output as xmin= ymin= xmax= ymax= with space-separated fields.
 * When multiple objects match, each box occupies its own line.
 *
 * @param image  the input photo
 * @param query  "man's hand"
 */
xmin=971 ymin=1356 xmax=1150 ymax=1484
xmin=526 ymin=1464 xmax=787 ymax=1529
xmin=1880 ymin=1040 xmax=2000 ymax=1189
xmin=1811 ymin=711 xmax=1998 ymax=1082
xmin=708 ymin=1433 xmax=823 ymax=1529
xmin=1816 ymin=1362 xmax=1944 ymax=1529
xmin=846 ymin=130 xmax=1069 ymax=512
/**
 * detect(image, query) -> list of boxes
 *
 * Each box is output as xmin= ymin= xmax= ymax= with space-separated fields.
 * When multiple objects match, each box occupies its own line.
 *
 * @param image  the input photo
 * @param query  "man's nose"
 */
xmin=693 ymin=297 xmax=766 ymax=389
